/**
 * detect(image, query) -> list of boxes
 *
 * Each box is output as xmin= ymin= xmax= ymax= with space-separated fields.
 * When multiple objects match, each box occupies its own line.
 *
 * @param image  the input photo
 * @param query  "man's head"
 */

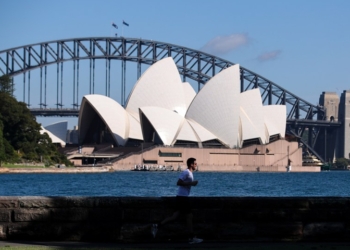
xmin=187 ymin=157 xmax=197 ymax=171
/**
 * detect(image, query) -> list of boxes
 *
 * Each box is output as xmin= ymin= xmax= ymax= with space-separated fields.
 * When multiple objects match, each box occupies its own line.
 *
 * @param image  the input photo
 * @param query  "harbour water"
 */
xmin=0 ymin=171 xmax=349 ymax=197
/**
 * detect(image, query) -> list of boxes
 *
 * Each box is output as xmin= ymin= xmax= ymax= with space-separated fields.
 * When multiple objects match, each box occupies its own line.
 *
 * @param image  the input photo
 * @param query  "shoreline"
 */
xmin=0 ymin=165 xmax=324 ymax=173
xmin=0 ymin=166 xmax=113 ymax=174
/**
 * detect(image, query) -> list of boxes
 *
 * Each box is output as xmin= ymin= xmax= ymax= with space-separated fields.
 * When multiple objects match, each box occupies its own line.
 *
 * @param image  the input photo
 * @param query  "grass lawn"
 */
xmin=2 ymin=163 xmax=46 ymax=168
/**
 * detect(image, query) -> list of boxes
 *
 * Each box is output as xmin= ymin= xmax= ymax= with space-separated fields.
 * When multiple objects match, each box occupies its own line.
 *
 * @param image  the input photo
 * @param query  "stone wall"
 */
xmin=0 ymin=197 xmax=349 ymax=243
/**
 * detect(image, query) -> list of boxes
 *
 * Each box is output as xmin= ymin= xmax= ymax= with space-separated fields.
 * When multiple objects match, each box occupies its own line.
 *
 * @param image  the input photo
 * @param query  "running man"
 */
xmin=152 ymin=157 xmax=203 ymax=244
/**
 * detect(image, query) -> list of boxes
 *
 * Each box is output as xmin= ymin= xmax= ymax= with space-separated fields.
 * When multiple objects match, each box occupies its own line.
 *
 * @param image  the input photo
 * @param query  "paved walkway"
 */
xmin=1 ymin=240 xmax=350 ymax=249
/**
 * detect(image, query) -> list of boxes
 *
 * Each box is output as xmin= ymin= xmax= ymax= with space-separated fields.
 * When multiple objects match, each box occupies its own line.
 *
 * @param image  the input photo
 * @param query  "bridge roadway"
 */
xmin=30 ymin=108 xmax=80 ymax=117
xmin=287 ymin=118 xmax=341 ymax=128
xmin=30 ymin=108 xmax=341 ymax=128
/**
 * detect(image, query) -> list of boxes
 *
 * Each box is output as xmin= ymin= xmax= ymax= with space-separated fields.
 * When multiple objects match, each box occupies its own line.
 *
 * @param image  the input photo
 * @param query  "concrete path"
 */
xmin=1 ymin=240 xmax=350 ymax=249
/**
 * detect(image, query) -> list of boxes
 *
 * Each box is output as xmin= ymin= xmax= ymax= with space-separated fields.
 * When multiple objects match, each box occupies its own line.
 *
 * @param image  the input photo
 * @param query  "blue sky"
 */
xmin=1 ymin=0 xmax=350 ymax=129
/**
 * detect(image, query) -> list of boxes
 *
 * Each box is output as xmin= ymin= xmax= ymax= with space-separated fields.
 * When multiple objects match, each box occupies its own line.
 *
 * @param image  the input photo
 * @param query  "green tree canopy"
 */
xmin=0 ymin=119 xmax=5 ymax=166
xmin=0 ymin=75 xmax=71 ymax=166
xmin=0 ymin=92 xmax=41 ymax=153
xmin=335 ymin=158 xmax=349 ymax=168
xmin=0 ymin=75 xmax=14 ymax=95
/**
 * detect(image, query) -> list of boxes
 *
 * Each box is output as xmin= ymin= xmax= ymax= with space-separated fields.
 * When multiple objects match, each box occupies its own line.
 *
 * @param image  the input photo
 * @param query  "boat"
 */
xmin=321 ymin=163 xmax=331 ymax=171
xmin=302 ymin=154 xmax=323 ymax=166
xmin=132 ymin=164 xmax=176 ymax=171
xmin=132 ymin=164 xmax=149 ymax=171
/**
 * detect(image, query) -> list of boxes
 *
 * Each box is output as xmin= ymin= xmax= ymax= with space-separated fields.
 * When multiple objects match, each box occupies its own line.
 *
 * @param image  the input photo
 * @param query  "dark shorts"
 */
xmin=176 ymin=195 xmax=192 ymax=215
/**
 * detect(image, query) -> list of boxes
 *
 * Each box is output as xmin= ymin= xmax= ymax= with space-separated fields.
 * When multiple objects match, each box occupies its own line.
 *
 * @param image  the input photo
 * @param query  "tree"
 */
xmin=0 ymin=119 xmax=5 ymax=166
xmin=0 ymin=112 xmax=17 ymax=164
xmin=335 ymin=158 xmax=349 ymax=169
xmin=0 ymin=75 xmax=14 ymax=96
xmin=0 ymin=92 xmax=41 ymax=156
xmin=0 ymin=87 xmax=71 ymax=165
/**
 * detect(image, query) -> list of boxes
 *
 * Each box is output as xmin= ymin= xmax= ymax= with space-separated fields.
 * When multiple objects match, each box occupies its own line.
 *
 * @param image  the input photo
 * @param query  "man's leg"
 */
xmin=186 ymin=212 xmax=194 ymax=238
xmin=187 ymin=212 xmax=203 ymax=244
xmin=161 ymin=210 xmax=179 ymax=225
xmin=151 ymin=210 xmax=179 ymax=238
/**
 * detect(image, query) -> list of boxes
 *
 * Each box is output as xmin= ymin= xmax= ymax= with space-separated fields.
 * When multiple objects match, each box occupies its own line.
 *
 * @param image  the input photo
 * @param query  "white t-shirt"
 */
xmin=177 ymin=169 xmax=193 ymax=197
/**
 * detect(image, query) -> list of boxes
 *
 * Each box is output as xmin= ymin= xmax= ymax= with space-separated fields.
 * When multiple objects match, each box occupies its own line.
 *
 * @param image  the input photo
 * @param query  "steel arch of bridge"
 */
xmin=0 ymin=37 xmax=325 ymax=120
xmin=0 ymin=37 xmax=337 ymax=162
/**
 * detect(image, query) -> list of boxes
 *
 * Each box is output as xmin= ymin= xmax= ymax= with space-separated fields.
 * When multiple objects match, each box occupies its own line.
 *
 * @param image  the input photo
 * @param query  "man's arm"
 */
xmin=177 ymin=178 xmax=198 ymax=186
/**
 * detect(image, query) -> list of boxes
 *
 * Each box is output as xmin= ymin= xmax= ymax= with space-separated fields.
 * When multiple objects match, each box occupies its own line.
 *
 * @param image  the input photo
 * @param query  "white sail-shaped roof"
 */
xmin=186 ymin=64 xmax=241 ymax=148
xmin=127 ymin=113 xmax=143 ymax=141
xmin=263 ymin=105 xmax=286 ymax=139
xmin=139 ymin=106 xmax=184 ymax=146
xmin=40 ymin=127 xmax=66 ymax=147
xmin=187 ymin=119 xmax=217 ymax=142
xmin=239 ymin=107 xmax=262 ymax=142
xmin=44 ymin=121 xmax=67 ymax=142
xmin=239 ymin=88 xmax=267 ymax=144
xmin=176 ymin=120 xmax=200 ymax=143
xmin=79 ymin=94 xmax=128 ymax=146
xmin=182 ymin=82 xmax=196 ymax=109
xmin=126 ymin=57 xmax=187 ymax=119
xmin=77 ymin=57 xmax=287 ymax=149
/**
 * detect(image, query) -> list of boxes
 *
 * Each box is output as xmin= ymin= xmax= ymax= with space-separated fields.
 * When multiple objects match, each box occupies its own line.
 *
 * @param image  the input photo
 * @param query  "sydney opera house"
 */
xmin=62 ymin=57 xmax=317 ymax=172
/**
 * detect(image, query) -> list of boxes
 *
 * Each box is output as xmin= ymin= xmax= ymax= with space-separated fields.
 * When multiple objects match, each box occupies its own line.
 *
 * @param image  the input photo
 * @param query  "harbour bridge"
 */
xmin=0 ymin=37 xmax=341 ymax=163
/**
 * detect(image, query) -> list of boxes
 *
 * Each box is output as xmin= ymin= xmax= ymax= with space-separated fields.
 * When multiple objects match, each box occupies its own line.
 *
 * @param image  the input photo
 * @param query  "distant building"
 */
xmin=66 ymin=126 xmax=79 ymax=144
xmin=319 ymin=91 xmax=350 ymax=160
xmin=338 ymin=90 xmax=350 ymax=158
xmin=319 ymin=92 xmax=339 ymax=122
